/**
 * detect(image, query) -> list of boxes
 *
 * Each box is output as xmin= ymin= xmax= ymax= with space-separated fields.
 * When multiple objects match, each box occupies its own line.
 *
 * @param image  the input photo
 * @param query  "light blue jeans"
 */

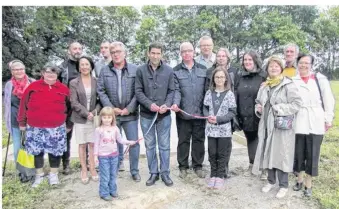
xmin=140 ymin=115 xmax=171 ymax=175
xmin=98 ymin=155 xmax=119 ymax=198
xmin=11 ymin=127 xmax=21 ymax=162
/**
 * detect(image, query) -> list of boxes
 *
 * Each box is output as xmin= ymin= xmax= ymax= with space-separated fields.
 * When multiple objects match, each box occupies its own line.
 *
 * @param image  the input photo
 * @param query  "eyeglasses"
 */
xmin=44 ymin=70 xmax=58 ymax=74
xmin=215 ymin=76 xmax=226 ymax=80
xmin=298 ymin=62 xmax=311 ymax=65
xmin=200 ymin=44 xmax=212 ymax=48
xmin=11 ymin=68 xmax=24 ymax=72
xmin=110 ymin=50 xmax=123 ymax=55
xmin=181 ymin=49 xmax=194 ymax=54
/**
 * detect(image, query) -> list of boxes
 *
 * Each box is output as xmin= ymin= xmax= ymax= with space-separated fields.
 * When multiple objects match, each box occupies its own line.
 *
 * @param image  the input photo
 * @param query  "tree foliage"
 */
xmin=3 ymin=5 xmax=339 ymax=81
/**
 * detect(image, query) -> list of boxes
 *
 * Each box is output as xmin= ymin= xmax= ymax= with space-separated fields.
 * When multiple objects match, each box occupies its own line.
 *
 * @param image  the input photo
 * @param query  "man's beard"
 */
xmin=71 ymin=53 xmax=81 ymax=60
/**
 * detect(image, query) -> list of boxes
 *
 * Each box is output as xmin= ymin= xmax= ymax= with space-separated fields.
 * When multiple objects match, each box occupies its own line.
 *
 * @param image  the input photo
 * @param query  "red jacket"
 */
xmin=18 ymin=79 xmax=71 ymax=128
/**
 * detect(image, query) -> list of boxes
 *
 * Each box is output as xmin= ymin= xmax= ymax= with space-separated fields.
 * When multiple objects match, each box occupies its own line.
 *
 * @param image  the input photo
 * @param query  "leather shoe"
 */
xmin=293 ymin=181 xmax=303 ymax=191
xmin=194 ymin=169 xmax=205 ymax=178
xmin=161 ymin=174 xmax=173 ymax=187
xmin=179 ymin=169 xmax=187 ymax=179
xmin=62 ymin=165 xmax=71 ymax=175
xmin=146 ymin=174 xmax=159 ymax=186
xmin=304 ymin=187 xmax=312 ymax=197
xmin=132 ymin=174 xmax=141 ymax=182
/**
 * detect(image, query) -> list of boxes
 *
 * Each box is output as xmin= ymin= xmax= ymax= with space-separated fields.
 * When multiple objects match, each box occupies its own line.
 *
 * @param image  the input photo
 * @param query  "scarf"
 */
xmin=265 ymin=74 xmax=283 ymax=87
xmin=11 ymin=74 xmax=29 ymax=99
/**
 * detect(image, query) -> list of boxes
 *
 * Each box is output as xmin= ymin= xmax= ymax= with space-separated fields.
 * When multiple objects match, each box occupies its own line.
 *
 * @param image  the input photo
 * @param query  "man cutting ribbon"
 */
xmin=135 ymin=42 xmax=175 ymax=187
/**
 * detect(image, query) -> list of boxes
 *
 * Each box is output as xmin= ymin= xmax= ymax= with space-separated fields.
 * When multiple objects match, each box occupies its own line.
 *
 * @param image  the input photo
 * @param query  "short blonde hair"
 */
xmin=266 ymin=55 xmax=285 ymax=74
xmin=99 ymin=107 xmax=116 ymax=126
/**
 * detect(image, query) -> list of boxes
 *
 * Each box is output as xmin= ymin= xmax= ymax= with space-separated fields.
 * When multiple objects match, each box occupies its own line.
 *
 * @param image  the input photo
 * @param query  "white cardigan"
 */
xmin=293 ymin=73 xmax=335 ymax=135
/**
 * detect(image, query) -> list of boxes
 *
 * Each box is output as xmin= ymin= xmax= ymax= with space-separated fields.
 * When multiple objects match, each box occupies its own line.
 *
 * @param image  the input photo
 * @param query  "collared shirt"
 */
xmin=283 ymin=61 xmax=298 ymax=78
xmin=195 ymin=53 xmax=216 ymax=69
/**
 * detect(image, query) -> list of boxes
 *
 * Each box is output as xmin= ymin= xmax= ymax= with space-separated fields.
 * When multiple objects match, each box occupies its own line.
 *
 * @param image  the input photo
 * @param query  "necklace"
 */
xmin=216 ymin=92 xmax=220 ymax=97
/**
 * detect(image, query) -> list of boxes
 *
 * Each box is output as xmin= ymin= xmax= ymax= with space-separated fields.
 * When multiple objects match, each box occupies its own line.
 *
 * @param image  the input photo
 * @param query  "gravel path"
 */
xmin=40 ymin=141 xmax=320 ymax=209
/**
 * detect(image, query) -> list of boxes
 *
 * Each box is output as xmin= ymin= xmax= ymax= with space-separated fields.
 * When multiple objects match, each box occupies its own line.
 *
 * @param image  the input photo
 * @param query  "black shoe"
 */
xmin=146 ymin=174 xmax=159 ymax=186
xmin=132 ymin=174 xmax=141 ymax=182
xmin=194 ymin=169 xmax=205 ymax=178
xmin=179 ymin=169 xmax=188 ymax=179
xmin=293 ymin=181 xmax=303 ymax=191
xmin=304 ymin=187 xmax=312 ymax=197
xmin=161 ymin=174 xmax=173 ymax=187
xmin=62 ymin=165 xmax=71 ymax=175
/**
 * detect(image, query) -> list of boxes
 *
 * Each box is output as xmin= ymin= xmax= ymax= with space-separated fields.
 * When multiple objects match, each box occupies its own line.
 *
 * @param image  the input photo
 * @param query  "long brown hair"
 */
xmin=209 ymin=66 xmax=231 ymax=91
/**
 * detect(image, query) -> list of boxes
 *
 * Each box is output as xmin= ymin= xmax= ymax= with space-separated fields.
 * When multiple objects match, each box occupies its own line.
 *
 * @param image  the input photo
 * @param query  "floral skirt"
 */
xmin=25 ymin=123 xmax=67 ymax=156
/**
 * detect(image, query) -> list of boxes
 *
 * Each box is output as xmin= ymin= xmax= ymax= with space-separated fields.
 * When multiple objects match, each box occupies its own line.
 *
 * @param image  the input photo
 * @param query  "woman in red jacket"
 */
xmin=18 ymin=65 xmax=71 ymax=188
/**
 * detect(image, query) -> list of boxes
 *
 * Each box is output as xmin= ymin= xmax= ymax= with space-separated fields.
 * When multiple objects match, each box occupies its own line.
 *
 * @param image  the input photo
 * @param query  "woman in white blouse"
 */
xmin=292 ymin=54 xmax=335 ymax=197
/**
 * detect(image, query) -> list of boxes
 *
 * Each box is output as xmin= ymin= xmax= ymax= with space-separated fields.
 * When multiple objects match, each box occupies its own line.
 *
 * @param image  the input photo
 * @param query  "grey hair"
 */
xmin=199 ymin=35 xmax=213 ymax=46
xmin=9 ymin=59 xmax=25 ymax=70
xmin=110 ymin=41 xmax=127 ymax=52
xmin=284 ymin=43 xmax=299 ymax=55
xmin=179 ymin=42 xmax=194 ymax=52
xmin=216 ymin=48 xmax=231 ymax=66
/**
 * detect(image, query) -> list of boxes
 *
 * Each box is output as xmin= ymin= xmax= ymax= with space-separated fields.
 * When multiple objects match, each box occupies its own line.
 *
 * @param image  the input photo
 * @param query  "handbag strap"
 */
xmin=20 ymin=131 xmax=26 ymax=147
xmin=314 ymin=72 xmax=325 ymax=110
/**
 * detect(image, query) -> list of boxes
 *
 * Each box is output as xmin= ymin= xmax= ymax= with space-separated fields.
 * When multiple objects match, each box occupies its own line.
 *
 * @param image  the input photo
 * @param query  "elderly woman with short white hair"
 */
xmin=4 ymin=60 xmax=34 ymax=163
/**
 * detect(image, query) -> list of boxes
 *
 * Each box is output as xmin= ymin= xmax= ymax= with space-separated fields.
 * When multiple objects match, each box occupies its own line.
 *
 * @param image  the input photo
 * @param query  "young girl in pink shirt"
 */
xmin=94 ymin=107 xmax=136 ymax=201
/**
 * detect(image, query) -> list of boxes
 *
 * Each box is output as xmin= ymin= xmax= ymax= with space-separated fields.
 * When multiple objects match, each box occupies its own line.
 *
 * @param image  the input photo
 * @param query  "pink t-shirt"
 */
xmin=94 ymin=126 xmax=130 ymax=157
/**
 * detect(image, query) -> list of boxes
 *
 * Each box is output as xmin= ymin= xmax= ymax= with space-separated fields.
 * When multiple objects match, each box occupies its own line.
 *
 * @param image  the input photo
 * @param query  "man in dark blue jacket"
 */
xmin=135 ymin=42 xmax=175 ymax=187
xmin=97 ymin=41 xmax=141 ymax=182
xmin=171 ymin=42 xmax=207 ymax=179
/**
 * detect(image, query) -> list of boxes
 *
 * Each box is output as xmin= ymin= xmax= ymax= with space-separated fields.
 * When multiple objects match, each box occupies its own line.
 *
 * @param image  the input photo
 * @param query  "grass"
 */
xmin=2 ymin=120 xmax=10 ymax=147
xmin=2 ymin=160 xmax=81 ymax=209
xmin=312 ymin=81 xmax=339 ymax=209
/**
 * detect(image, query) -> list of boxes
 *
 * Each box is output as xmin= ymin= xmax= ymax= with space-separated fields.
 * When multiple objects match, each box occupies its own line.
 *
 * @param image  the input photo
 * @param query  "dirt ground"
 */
xmin=39 ymin=142 xmax=320 ymax=209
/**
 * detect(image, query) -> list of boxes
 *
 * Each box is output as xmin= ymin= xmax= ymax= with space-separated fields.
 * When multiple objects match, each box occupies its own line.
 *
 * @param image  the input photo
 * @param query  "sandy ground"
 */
xmin=38 ymin=143 xmax=319 ymax=209
xmin=3 ymin=112 xmax=320 ymax=209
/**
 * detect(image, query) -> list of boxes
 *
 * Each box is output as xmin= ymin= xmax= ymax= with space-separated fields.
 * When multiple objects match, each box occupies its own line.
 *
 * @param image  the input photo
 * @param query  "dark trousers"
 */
xmin=176 ymin=117 xmax=205 ymax=170
xmin=267 ymin=168 xmax=289 ymax=188
xmin=225 ymin=139 xmax=232 ymax=174
xmin=243 ymin=131 xmax=259 ymax=164
xmin=294 ymin=134 xmax=323 ymax=176
xmin=208 ymin=137 xmax=231 ymax=178
xmin=62 ymin=129 xmax=72 ymax=167
xmin=34 ymin=152 xmax=61 ymax=169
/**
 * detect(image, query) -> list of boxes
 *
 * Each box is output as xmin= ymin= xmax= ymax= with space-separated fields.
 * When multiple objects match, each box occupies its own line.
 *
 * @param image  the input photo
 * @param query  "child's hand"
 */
xmin=94 ymin=156 xmax=99 ymax=166
xmin=208 ymin=116 xmax=217 ymax=124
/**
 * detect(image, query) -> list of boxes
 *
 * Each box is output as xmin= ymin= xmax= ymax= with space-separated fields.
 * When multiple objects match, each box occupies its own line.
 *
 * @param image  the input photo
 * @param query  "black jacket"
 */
xmin=135 ymin=61 xmax=175 ymax=119
xmin=173 ymin=61 xmax=207 ymax=120
xmin=234 ymin=68 xmax=267 ymax=132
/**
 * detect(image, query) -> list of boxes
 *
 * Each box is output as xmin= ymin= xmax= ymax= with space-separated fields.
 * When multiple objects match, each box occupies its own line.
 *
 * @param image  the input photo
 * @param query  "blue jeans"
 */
xmin=140 ymin=115 xmax=171 ymax=175
xmin=116 ymin=119 xmax=140 ymax=175
xmin=98 ymin=156 xmax=118 ymax=198
xmin=12 ymin=127 xmax=21 ymax=162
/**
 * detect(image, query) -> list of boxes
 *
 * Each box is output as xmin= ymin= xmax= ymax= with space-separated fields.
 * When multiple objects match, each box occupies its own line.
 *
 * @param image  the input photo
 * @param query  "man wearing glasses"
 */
xmin=172 ymin=42 xmax=207 ymax=179
xmin=195 ymin=35 xmax=216 ymax=69
xmin=97 ymin=41 xmax=141 ymax=182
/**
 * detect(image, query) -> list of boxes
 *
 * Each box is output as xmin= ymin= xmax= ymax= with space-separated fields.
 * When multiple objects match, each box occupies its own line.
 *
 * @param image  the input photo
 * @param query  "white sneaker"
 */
xmin=32 ymin=173 xmax=44 ymax=188
xmin=276 ymin=188 xmax=288 ymax=198
xmin=261 ymin=183 xmax=274 ymax=193
xmin=48 ymin=172 xmax=60 ymax=185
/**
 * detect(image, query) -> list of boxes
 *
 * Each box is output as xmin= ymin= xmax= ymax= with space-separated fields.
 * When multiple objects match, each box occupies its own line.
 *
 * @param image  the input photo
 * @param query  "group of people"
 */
xmin=4 ymin=35 xmax=335 ymax=201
